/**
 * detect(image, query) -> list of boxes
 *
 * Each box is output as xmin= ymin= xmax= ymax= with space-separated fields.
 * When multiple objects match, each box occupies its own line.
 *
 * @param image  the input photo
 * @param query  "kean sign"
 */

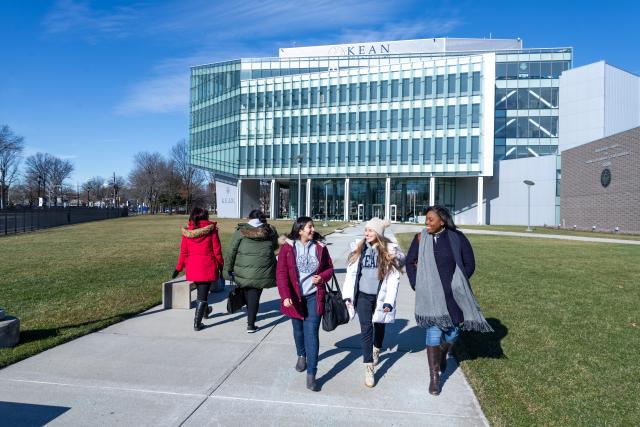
xmin=215 ymin=180 xmax=238 ymax=218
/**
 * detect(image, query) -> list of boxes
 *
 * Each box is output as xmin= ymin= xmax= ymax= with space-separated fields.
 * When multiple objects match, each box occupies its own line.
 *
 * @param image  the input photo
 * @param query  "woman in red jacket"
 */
xmin=173 ymin=207 xmax=224 ymax=331
xmin=276 ymin=216 xmax=334 ymax=391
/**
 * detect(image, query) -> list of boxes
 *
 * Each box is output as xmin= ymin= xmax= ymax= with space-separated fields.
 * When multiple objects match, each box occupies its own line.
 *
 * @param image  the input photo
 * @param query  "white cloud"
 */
xmin=115 ymin=73 xmax=189 ymax=115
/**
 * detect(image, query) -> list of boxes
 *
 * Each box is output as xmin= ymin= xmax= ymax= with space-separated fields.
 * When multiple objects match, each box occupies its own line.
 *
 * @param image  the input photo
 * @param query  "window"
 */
xmin=292 ymin=116 xmax=299 ymax=136
xmin=460 ymin=72 xmax=468 ymax=94
xmin=283 ymin=117 xmax=290 ymax=137
xmin=338 ymin=141 xmax=345 ymax=166
xmin=329 ymin=85 xmax=337 ymax=105
xmin=435 ymin=106 xmax=444 ymax=129
xmin=349 ymin=83 xmax=357 ymax=104
xmin=472 ymin=104 xmax=480 ymax=127
xmin=339 ymin=113 xmax=347 ymax=134
xmin=446 ymin=137 xmax=455 ymax=164
xmin=380 ymin=80 xmax=388 ymax=100
xmin=359 ymin=82 xmax=367 ymax=103
xmin=402 ymin=78 xmax=410 ymax=98
xmin=283 ymin=90 xmax=291 ymax=107
xmin=447 ymin=105 xmax=456 ymax=128
xmin=301 ymin=116 xmax=308 ymax=136
xmin=369 ymin=111 xmax=377 ymax=130
xmin=273 ymin=145 xmax=280 ymax=167
xmin=310 ymin=87 xmax=318 ymax=106
xmin=424 ymin=107 xmax=432 ymax=129
xmin=390 ymin=110 xmax=399 ymax=131
xmin=256 ymin=145 xmax=263 ymax=167
xmin=459 ymin=104 xmax=468 ymax=127
xmin=359 ymin=112 xmax=367 ymax=132
xmin=319 ymin=114 xmax=327 ymax=135
xmin=328 ymin=142 xmax=336 ymax=167
xmin=368 ymin=140 xmax=376 ymax=163
xmin=435 ymin=138 xmax=443 ymax=164
xmin=247 ymin=146 xmax=255 ymax=167
xmin=448 ymin=74 xmax=456 ymax=95
xmin=411 ymin=139 xmax=420 ymax=164
xmin=472 ymin=71 xmax=480 ymax=92
xmin=349 ymin=112 xmax=356 ymax=132
xmin=379 ymin=110 xmax=388 ymax=130
xmin=401 ymin=109 xmax=410 ymax=131
xmin=309 ymin=144 xmax=317 ymax=166
xmin=358 ymin=141 xmax=366 ymax=165
xmin=401 ymin=139 xmax=408 ymax=165
xmin=291 ymin=89 xmax=299 ymax=107
xmin=459 ymin=137 xmax=467 ymax=162
xmin=257 ymin=92 xmax=265 ymax=110
xmin=301 ymin=88 xmax=309 ymax=106
xmin=273 ymin=117 xmax=281 ymax=137
xmin=319 ymin=143 xmax=327 ymax=166
xmin=240 ymin=146 xmax=247 ymax=168
xmin=412 ymin=108 xmax=421 ymax=131
xmin=471 ymin=136 xmax=479 ymax=162
xmin=391 ymin=79 xmax=399 ymax=99
xmin=339 ymin=84 xmax=347 ymax=104
xmin=378 ymin=140 xmax=387 ymax=165
xmin=348 ymin=141 xmax=356 ymax=165
xmin=320 ymin=86 xmax=328 ymax=105
xmin=425 ymin=76 xmax=433 ymax=96
xmin=264 ymin=145 xmax=271 ymax=166
xmin=282 ymin=145 xmax=290 ymax=168
xmin=413 ymin=77 xmax=421 ymax=98
xmin=369 ymin=81 xmax=378 ymax=101
xmin=310 ymin=115 xmax=318 ymax=135
xmin=390 ymin=140 xmax=397 ymax=165
xmin=423 ymin=139 xmax=431 ymax=164
xmin=436 ymin=75 xmax=444 ymax=95
xmin=329 ymin=114 xmax=337 ymax=135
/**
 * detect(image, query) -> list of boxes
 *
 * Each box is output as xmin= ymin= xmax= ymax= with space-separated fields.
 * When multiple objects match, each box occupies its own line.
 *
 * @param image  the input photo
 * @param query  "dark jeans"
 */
xmin=195 ymin=282 xmax=212 ymax=301
xmin=356 ymin=292 xmax=386 ymax=363
xmin=243 ymin=287 xmax=263 ymax=328
xmin=291 ymin=294 xmax=321 ymax=375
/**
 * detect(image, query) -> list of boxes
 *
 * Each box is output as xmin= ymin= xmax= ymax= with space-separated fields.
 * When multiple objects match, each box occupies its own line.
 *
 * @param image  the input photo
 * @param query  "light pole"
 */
xmin=323 ymin=180 xmax=331 ymax=227
xmin=523 ymin=180 xmax=535 ymax=232
xmin=293 ymin=153 xmax=303 ymax=218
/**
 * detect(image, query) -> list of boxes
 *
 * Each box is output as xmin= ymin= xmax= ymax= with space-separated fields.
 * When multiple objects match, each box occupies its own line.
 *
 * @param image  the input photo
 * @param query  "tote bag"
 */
xmin=322 ymin=274 xmax=350 ymax=332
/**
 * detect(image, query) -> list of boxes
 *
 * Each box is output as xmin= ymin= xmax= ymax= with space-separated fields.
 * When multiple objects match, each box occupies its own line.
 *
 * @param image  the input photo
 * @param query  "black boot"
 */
xmin=295 ymin=356 xmax=307 ymax=372
xmin=426 ymin=346 xmax=441 ymax=395
xmin=194 ymin=301 xmax=207 ymax=331
xmin=306 ymin=373 xmax=319 ymax=392
xmin=205 ymin=305 xmax=212 ymax=319
xmin=439 ymin=342 xmax=451 ymax=374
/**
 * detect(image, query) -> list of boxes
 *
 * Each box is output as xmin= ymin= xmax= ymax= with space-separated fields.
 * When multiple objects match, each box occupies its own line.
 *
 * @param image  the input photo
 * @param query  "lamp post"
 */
xmin=323 ymin=180 xmax=331 ymax=227
xmin=293 ymin=154 xmax=303 ymax=218
xmin=523 ymin=180 xmax=535 ymax=232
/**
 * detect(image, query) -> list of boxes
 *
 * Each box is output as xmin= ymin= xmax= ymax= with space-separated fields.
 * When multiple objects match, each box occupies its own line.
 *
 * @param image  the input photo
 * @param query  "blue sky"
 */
xmin=1 ymin=0 xmax=639 ymax=185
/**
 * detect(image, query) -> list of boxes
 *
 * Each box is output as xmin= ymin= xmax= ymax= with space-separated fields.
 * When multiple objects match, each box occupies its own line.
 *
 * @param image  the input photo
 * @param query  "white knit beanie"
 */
xmin=364 ymin=217 xmax=391 ymax=236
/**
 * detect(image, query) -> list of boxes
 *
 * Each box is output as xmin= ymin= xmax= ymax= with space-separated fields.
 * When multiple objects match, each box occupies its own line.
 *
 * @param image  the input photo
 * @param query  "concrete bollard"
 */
xmin=162 ymin=277 xmax=195 ymax=309
xmin=0 ymin=308 xmax=20 ymax=347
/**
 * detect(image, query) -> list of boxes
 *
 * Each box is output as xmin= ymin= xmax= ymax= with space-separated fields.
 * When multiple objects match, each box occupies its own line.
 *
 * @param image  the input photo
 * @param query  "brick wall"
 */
xmin=560 ymin=127 xmax=639 ymax=233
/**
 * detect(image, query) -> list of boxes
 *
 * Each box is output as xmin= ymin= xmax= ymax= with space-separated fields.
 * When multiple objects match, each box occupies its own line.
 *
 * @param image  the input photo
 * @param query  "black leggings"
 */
xmin=243 ymin=287 xmax=263 ymax=327
xmin=356 ymin=292 xmax=386 ymax=363
xmin=195 ymin=282 xmax=212 ymax=301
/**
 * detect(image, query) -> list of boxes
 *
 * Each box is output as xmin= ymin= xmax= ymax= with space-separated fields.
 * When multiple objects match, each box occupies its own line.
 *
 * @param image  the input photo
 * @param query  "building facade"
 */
xmin=190 ymin=38 xmax=571 ymax=222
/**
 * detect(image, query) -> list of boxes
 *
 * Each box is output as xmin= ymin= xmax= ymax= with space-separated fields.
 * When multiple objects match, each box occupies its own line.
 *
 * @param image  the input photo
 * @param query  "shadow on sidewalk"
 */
xmin=454 ymin=317 xmax=509 ymax=362
xmin=203 ymin=298 xmax=283 ymax=329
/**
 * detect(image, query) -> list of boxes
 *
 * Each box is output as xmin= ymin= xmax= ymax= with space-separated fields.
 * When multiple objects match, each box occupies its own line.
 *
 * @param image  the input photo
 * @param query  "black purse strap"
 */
xmin=326 ymin=273 xmax=341 ymax=293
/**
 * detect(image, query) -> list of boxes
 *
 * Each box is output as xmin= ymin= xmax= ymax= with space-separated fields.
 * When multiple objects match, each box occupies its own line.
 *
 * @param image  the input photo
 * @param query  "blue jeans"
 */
xmin=426 ymin=325 xmax=460 ymax=347
xmin=291 ymin=294 xmax=321 ymax=375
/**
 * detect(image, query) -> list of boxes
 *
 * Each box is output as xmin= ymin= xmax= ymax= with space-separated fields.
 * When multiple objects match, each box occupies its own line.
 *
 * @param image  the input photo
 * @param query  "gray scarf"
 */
xmin=415 ymin=229 xmax=493 ymax=332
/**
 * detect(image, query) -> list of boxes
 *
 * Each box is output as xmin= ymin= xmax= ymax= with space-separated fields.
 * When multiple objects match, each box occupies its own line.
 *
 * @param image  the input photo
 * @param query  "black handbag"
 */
xmin=322 ymin=274 xmax=350 ymax=332
xmin=226 ymin=285 xmax=246 ymax=314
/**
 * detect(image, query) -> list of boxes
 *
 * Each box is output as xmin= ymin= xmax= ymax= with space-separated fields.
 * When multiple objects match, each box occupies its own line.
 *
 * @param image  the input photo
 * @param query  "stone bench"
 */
xmin=0 ymin=308 xmax=20 ymax=348
xmin=162 ymin=277 xmax=196 ymax=309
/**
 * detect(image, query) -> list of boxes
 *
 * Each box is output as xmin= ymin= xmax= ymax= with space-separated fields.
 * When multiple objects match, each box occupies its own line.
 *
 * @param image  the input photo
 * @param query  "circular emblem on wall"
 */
xmin=600 ymin=168 xmax=611 ymax=188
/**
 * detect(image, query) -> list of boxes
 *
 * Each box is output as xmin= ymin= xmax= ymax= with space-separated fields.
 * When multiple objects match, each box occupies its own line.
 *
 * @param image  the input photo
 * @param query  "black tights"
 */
xmin=243 ymin=287 xmax=263 ymax=328
xmin=195 ymin=282 xmax=212 ymax=301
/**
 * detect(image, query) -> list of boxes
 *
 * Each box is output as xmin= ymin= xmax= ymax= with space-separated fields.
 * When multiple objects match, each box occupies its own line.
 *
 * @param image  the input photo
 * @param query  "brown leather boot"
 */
xmin=439 ymin=342 xmax=451 ymax=374
xmin=426 ymin=346 xmax=441 ymax=395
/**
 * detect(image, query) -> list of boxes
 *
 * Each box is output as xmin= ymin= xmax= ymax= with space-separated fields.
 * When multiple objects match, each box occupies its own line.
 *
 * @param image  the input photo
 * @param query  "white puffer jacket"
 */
xmin=342 ymin=240 xmax=405 ymax=324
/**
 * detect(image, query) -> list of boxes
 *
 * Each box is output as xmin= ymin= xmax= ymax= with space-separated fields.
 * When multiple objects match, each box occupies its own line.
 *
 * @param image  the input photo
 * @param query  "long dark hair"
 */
xmin=287 ymin=216 xmax=324 ymax=241
xmin=248 ymin=209 xmax=267 ymax=224
xmin=426 ymin=205 xmax=457 ymax=231
xmin=189 ymin=207 xmax=209 ymax=224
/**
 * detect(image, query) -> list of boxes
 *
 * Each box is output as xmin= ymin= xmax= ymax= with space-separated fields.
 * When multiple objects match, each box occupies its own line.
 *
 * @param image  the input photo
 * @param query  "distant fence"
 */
xmin=0 ymin=207 xmax=128 ymax=236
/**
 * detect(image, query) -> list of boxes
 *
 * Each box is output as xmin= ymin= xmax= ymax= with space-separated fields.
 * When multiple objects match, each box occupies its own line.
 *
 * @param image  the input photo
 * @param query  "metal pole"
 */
xmin=297 ymin=159 xmax=301 ymax=218
xmin=527 ymin=185 xmax=531 ymax=232
xmin=323 ymin=182 xmax=328 ymax=227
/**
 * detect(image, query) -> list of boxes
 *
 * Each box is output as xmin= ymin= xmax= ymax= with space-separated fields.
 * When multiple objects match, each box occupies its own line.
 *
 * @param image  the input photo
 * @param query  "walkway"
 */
xmin=0 ymin=224 xmax=488 ymax=426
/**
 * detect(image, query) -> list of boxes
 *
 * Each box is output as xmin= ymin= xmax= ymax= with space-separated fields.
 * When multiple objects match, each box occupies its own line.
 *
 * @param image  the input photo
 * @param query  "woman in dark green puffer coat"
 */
xmin=224 ymin=209 xmax=279 ymax=333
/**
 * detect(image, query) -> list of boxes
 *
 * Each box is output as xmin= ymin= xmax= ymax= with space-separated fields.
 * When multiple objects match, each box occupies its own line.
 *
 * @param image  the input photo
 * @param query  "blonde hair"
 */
xmin=348 ymin=233 xmax=400 ymax=281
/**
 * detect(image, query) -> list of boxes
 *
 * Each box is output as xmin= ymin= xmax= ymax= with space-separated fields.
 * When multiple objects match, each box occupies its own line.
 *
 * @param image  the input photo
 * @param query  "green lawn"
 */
xmin=459 ymin=224 xmax=640 ymax=241
xmin=396 ymin=233 xmax=640 ymax=426
xmin=0 ymin=215 xmax=348 ymax=368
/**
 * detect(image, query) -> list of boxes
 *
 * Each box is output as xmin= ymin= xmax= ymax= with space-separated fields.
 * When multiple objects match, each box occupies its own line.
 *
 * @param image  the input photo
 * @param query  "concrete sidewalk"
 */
xmin=0 ymin=224 xmax=488 ymax=426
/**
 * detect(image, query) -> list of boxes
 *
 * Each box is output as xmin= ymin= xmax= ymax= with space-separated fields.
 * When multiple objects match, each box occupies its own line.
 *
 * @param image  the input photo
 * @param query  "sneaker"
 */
xmin=364 ymin=362 xmax=375 ymax=388
xmin=372 ymin=347 xmax=381 ymax=366
xmin=246 ymin=325 xmax=257 ymax=333
xmin=295 ymin=356 xmax=307 ymax=372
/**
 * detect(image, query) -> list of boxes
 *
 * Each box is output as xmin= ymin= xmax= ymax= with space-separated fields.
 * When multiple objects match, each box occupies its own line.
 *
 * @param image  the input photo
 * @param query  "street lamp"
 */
xmin=523 ymin=179 xmax=535 ymax=232
xmin=293 ymin=153 xmax=304 ymax=218
xmin=323 ymin=180 xmax=331 ymax=227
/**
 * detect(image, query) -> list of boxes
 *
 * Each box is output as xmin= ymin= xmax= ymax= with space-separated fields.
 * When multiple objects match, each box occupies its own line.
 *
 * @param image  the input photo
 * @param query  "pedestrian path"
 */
xmin=0 ymin=224 xmax=488 ymax=426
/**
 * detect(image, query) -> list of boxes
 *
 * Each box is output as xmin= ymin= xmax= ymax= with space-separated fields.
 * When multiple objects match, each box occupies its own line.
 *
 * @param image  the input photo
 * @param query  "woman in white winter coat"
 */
xmin=342 ymin=218 xmax=405 ymax=388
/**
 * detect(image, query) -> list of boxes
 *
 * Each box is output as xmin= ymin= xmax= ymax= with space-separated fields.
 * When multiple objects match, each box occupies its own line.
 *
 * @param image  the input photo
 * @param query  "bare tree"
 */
xmin=49 ymin=157 xmax=74 ymax=206
xmin=82 ymin=176 xmax=105 ymax=206
xmin=129 ymin=152 xmax=165 ymax=214
xmin=170 ymin=139 xmax=205 ymax=214
xmin=0 ymin=125 xmax=25 ymax=208
xmin=24 ymin=152 xmax=74 ymax=206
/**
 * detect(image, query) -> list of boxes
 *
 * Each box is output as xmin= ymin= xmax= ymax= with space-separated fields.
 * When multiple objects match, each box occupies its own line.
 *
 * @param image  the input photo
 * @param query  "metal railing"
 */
xmin=0 ymin=207 xmax=128 ymax=236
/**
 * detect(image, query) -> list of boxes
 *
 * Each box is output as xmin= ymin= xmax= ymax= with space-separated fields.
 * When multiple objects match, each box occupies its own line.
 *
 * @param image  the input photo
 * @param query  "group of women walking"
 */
xmin=174 ymin=205 xmax=492 ymax=395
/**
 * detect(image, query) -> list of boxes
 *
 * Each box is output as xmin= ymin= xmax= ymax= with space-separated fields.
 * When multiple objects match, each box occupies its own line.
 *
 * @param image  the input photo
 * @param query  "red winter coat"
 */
xmin=276 ymin=238 xmax=334 ymax=320
xmin=175 ymin=220 xmax=224 ymax=282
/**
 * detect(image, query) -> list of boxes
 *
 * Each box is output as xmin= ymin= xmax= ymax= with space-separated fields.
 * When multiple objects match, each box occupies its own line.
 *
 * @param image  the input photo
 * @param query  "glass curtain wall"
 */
xmin=349 ymin=178 xmax=386 ymax=221
xmin=310 ymin=179 xmax=344 ymax=221
xmin=390 ymin=178 xmax=431 ymax=222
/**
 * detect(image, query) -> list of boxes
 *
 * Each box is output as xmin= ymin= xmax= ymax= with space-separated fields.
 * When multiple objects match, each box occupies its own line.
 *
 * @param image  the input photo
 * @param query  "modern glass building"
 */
xmin=190 ymin=38 xmax=571 ymax=222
